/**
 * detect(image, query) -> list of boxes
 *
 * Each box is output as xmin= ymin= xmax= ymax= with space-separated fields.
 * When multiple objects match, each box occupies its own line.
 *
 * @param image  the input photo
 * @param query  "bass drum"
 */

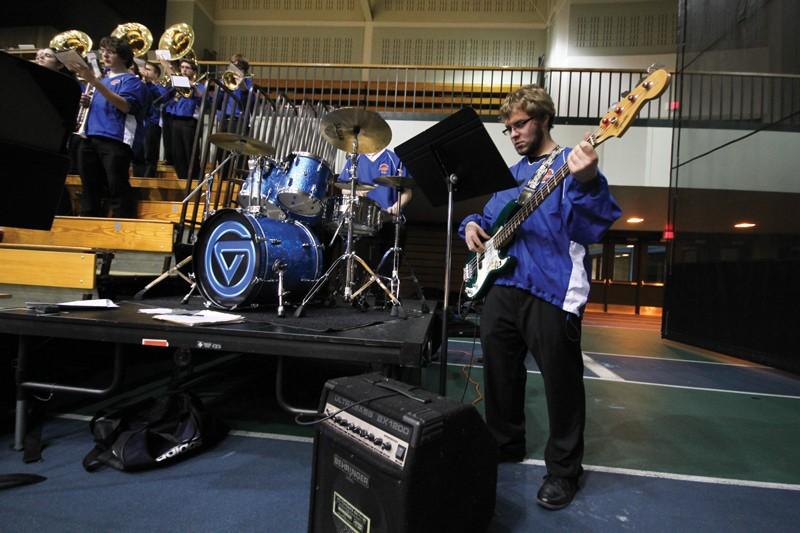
xmin=193 ymin=209 xmax=323 ymax=310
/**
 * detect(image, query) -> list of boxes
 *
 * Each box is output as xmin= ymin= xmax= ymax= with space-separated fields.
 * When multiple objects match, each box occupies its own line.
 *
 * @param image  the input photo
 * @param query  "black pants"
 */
xmin=78 ymin=136 xmax=134 ymax=218
xmin=162 ymin=113 xmax=174 ymax=165
xmin=132 ymin=124 xmax=161 ymax=178
xmin=171 ymin=117 xmax=199 ymax=181
xmin=480 ymin=285 xmax=585 ymax=479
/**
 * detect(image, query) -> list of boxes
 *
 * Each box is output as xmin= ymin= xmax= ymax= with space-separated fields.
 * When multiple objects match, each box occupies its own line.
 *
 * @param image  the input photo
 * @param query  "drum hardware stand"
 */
xmin=246 ymin=155 xmax=272 ymax=216
xmin=273 ymin=260 xmax=288 ymax=317
xmin=294 ymin=137 xmax=399 ymax=317
xmin=133 ymin=153 xmax=238 ymax=301
xmin=375 ymin=211 xmax=429 ymax=316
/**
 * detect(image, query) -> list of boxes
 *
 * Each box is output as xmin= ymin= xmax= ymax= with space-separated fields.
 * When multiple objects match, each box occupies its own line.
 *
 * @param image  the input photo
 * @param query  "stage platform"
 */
xmin=0 ymin=296 xmax=437 ymax=366
xmin=0 ymin=296 xmax=438 ymax=452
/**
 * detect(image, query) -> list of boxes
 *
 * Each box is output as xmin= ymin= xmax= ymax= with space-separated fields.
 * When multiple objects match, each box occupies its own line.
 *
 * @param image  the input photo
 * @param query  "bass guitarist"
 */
xmin=459 ymin=84 xmax=621 ymax=510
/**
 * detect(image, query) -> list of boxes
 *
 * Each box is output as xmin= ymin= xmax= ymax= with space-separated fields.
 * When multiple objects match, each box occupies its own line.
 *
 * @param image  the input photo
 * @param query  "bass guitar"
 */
xmin=463 ymin=67 xmax=671 ymax=300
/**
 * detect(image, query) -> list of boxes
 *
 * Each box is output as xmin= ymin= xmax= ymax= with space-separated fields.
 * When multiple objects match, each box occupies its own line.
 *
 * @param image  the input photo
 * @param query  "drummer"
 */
xmin=337 ymin=148 xmax=412 ymax=216
xmin=337 ymin=147 xmax=413 ymax=286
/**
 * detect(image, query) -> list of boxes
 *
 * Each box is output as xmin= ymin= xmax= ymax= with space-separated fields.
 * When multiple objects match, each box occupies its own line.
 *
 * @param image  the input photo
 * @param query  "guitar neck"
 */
xmin=491 ymin=160 xmax=571 ymax=250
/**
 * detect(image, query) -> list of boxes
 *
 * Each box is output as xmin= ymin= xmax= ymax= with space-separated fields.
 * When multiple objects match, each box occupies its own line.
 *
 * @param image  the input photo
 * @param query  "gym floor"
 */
xmin=2 ymin=311 xmax=798 ymax=531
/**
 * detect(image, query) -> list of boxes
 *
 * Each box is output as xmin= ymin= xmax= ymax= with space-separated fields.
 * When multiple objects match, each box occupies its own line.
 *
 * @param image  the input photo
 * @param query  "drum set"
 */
xmin=190 ymin=107 xmax=416 ymax=317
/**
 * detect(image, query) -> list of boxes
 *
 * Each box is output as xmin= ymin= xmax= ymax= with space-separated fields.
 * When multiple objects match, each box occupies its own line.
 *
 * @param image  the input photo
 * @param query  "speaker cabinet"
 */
xmin=308 ymin=373 xmax=497 ymax=533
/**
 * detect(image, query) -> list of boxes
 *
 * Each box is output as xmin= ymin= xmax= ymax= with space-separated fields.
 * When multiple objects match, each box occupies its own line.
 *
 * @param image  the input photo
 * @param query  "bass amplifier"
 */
xmin=308 ymin=373 xmax=497 ymax=533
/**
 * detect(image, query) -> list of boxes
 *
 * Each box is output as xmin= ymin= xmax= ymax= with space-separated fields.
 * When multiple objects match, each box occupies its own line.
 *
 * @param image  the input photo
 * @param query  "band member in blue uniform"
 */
xmin=164 ymin=58 xmax=204 ymax=181
xmin=132 ymin=61 xmax=169 ymax=177
xmin=460 ymin=85 xmax=621 ymax=510
xmin=67 ymin=36 xmax=148 ymax=218
xmin=337 ymin=148 xmax=413 ymax=288
xmin=217 ymin=54 xmax=253 ymax=125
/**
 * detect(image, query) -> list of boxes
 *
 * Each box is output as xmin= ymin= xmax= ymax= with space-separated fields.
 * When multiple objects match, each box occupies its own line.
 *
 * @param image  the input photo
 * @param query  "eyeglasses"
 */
xmin=502 ymin=117 xmax=534 ymax=136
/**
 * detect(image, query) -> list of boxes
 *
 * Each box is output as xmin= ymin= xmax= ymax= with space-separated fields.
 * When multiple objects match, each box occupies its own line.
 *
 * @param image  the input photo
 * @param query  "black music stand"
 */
xmin=0 ymin=52 xmax=81 ymax=229
xmin=395 ymin=108 xmax=515 ymax=395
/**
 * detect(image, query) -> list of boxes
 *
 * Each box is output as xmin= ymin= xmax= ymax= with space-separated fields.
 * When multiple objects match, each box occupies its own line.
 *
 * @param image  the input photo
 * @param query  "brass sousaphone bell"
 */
xmin=111 ymin=22 xmax=154 ymax=58
xmin=49 ymin=30 xmax=93 ymax=57
xmin=159 ymin=23 xmax=195 ymax=61
xmin=157 ymin=23 xmax=199 ymax=98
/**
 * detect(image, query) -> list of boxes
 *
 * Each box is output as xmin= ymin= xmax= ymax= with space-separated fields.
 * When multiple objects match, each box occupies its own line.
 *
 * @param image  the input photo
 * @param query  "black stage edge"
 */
xmin=0 ymin=297 xmax=438 ymax=367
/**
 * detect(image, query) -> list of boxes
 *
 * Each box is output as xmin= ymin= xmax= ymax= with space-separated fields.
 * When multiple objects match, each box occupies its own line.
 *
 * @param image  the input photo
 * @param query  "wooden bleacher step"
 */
xmin=137 ymin=201 xmax=205 ymax=223
xmin=0 ymin=243 xmax=96 ymax=290
xmin=1 ymin=216 xmax=174 ymax=254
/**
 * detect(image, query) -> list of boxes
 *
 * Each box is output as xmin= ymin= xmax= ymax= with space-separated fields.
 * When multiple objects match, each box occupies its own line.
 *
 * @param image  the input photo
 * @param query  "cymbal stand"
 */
xmin=134 ymin=152 xmax=238 ymax=301
xmin=181 ymin=151 xmax=239 ymax=303
xmin=294 ymin=137 xmax=399 ymax=317
xmin=375 ymin=202 xmax=427 ymax=317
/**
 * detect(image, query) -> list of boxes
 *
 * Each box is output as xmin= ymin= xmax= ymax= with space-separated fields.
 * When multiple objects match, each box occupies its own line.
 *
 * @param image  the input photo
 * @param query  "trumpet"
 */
xmin=174 ymin=72 xmax=208 ymax=99
xmin=75 ymin=52 xmax=103 ymax=136
xmin=222 ymin=69 xmax=251 ymax=91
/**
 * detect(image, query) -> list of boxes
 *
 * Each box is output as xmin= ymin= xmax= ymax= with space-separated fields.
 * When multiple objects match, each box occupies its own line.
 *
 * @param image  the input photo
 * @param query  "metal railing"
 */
xmin=197 ymin=61 xmax=800 ymax=129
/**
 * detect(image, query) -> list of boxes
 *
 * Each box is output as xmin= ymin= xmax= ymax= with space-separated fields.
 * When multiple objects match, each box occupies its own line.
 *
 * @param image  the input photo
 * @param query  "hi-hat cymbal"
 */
xmin=374 ymin=175 xmax=416 ymax=189
xmin=320 ymin=108 xmax=391 ymax=154
xmin=209 ymin=132 xmax=275 ymax=157
xmin=333 ymin=181 xmax=376 ymax=192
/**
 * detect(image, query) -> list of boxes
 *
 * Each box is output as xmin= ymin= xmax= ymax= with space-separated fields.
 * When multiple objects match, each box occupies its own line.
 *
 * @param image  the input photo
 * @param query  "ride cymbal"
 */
xmin=209 ymin=133 xmax=275 ymax=157
xmin=373 ymin=175 xmax=416 ymax=189
xmin=320 ymin=108 xmax=391 ymax=154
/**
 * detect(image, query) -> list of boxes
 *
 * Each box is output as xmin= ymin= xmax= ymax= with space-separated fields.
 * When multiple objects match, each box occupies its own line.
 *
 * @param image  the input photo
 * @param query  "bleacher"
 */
xmin=0 ymin=163 xmax=204 ymax=306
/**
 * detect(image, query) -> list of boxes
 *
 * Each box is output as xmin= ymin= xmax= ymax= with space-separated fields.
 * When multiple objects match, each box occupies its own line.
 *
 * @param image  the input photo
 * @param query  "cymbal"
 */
xmin=320 ymin=108 xmax=391 ymax=154
xmin=374 ymin=175 xmax=416 ymax=189
xmin=209 ymin=132 xmax=275 ymax=157
xmin=333 ymin=181 xmax=376 ymax=192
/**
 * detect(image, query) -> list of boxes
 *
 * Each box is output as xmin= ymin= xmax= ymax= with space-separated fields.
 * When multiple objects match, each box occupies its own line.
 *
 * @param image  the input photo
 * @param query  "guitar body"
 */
xmin=463 ymin=200 xmax=521 ymax=300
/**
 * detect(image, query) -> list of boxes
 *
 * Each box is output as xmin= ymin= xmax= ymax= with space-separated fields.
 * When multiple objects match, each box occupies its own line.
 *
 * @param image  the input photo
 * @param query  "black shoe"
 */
xmin=536 ymin=475 xmax=579 ymax=510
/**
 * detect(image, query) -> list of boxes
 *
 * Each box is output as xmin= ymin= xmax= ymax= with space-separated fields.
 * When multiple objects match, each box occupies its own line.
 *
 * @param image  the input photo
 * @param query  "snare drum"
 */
xmin=193 ymin=209 xmax=323 ymax=309
xmin=277 ymin=152 xmax=332 ymax=219
xmin=322 ymin=195 xmax=383 ymax=237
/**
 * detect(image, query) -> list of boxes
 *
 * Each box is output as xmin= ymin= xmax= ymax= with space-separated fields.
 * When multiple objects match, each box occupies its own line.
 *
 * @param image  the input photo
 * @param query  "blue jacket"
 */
xmin=164 ymin=83 xmax=204 ymax=119
xmin=145 ymin=82 xmax=169 ymax=127
xmin=86 ymin=72 xmax=148 ymax=148
xmin=459 ymin=149 xmax=621 ymax=316
xmin=216 ymin=77 xmax=253 ymax=118
xmin=338 ymin=149 xmax=408 ymax=210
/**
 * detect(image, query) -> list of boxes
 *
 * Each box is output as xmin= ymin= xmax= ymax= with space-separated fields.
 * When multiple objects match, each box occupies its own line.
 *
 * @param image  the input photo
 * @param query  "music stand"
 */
xmin=0 ymin=52 xmax=81 ymax=229
xmin=395 ymin=107 xmax=515 ymax=395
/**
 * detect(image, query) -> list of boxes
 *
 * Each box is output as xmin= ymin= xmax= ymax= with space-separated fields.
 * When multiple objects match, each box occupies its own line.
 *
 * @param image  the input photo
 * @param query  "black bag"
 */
xmin=82 ymin=391 xmax=228 ymax=472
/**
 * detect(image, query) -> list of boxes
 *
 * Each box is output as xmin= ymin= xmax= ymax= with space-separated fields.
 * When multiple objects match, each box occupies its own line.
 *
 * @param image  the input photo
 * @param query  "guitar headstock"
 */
xmin=590 ymin=68 xmax=671 ymax=147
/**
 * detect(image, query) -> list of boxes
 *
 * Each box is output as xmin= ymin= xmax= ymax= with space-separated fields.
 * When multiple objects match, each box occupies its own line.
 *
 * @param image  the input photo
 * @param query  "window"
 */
xmin=588 ymin=243 xmax=603 ymax=280
xmin=643 ymin=244 xmax=666 ymax=283
xmin=612 ymin=244 xmax=636 ymax=282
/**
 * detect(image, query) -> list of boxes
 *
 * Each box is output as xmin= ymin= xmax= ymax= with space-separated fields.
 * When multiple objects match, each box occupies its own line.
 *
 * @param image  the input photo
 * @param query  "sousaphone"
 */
xmin=49 ymin=30 xmax=93 ymax=57
xmin=111 ymin=22 xmax=154 ymax=58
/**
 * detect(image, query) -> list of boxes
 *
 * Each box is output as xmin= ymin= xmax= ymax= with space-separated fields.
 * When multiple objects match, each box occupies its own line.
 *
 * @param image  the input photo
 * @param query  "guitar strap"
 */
xmin=518 ymin=146 xmax=563 ymax=203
